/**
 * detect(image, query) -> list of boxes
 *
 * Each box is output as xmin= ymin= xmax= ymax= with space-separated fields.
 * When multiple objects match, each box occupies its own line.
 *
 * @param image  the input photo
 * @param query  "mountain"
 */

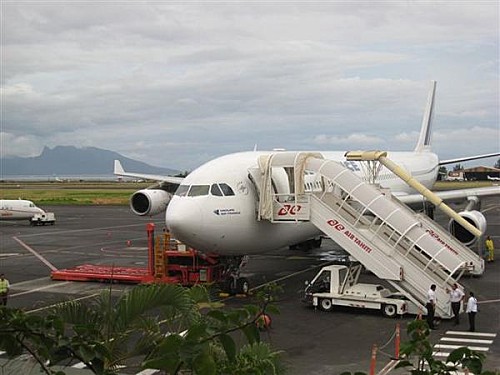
xmin=1 ymin=146 xmax=179 ymax=177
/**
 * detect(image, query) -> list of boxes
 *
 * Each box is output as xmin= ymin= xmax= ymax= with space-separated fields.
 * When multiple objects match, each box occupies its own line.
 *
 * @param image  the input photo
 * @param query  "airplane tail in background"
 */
xmin=414 ymin=80 xmax=437 ymax=153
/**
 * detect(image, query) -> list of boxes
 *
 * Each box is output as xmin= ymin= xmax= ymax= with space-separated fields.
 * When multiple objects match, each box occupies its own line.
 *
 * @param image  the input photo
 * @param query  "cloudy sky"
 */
xmin=2 ymin=1 xmax=499 ymax=171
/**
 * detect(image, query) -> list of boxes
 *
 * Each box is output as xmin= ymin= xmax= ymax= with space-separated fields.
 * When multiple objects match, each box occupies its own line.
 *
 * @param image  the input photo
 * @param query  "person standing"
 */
xmin=426 ymin=284 xmax=437 ymax=329
xmin=485 ymin=236 xmax=495 ymax=262
xmin=0 ymin=274 xmax=10 ymax=306
xmin=466 ymin=291 xmax=478 ymax=332
xmin=447 ymin=283 xmax=465 ymax=325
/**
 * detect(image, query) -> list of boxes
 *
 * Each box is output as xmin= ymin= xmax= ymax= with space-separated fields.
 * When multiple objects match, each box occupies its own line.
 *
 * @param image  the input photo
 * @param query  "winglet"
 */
xmin=114 ymin=160 xmax=125 ymax=174
xmin=414 ymin=80 xmax=437 ymax=152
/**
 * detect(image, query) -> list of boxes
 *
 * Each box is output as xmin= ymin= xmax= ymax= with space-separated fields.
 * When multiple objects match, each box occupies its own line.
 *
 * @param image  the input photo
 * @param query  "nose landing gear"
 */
xmin=221 ymin=255 xmax=250 ymax=295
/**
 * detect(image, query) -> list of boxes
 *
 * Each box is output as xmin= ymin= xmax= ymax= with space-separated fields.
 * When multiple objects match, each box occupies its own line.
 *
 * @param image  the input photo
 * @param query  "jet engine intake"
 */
xmin=448 ymin=210 xmax=486 ymax=246
xmin=130 ymin=189 xmax=171 ymax=216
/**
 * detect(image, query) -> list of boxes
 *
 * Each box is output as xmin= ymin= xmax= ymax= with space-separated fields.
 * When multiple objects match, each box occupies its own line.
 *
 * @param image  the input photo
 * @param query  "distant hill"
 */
xmin=1 ymin=146 xmax=179 ymax=178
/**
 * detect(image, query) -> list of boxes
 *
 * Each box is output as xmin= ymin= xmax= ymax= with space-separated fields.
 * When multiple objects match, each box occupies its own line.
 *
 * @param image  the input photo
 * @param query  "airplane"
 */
xmin=0 ymin=199 xmax=46 ymax=221
xmin=487 ymin=175 xmax=500 ymax=181
xmin=114 ymin=81 xmax=500 ymax=290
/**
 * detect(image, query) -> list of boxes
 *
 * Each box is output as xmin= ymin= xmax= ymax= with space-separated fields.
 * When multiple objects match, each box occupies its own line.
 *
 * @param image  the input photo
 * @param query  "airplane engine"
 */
xmin=448 ymin=210 xmax=486 ymax=246
xmin=130 ymin=189 xmax=172 ymax=216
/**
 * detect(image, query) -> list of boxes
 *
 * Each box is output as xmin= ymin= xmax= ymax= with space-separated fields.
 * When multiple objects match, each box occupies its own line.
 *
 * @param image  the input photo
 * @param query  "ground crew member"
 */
xmin=446 ymin=283 xmax=465 ymax=326
xmin=0 ymin=273 xmax=10 ymax=306
xmin=426 ymin=284 xmax=437 ymax=330
xmin=466 ymin=291 xmax=478 ymax=332
xmin=485 ymin=236 xmax=495 ymax=262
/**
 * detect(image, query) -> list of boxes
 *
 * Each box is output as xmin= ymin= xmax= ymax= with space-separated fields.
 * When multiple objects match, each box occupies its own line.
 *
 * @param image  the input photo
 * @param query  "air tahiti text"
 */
xmin=327 ymin=219 xmax=373 ymax=253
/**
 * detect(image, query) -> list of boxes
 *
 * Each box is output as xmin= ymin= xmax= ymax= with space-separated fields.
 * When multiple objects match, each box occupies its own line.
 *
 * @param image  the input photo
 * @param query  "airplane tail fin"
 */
xmin=414 ymin=80 xmax=437 ymax=153
xmin=114 ymin=160 xmax=125 ymax=175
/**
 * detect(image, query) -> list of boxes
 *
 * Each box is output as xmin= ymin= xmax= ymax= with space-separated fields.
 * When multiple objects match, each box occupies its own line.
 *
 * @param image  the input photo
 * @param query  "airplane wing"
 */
xmin=398 ymin=185 xmax=500 ymax=205
xmin=113 ymin=160 xmax=185 ymax=185
xmin=439 ymin=152 xmax=500 ymax=166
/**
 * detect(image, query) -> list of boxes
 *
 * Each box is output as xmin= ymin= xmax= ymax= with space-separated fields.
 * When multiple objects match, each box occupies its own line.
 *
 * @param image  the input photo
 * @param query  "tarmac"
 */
xmin=0 ymin=198 xmax=499 ymax=374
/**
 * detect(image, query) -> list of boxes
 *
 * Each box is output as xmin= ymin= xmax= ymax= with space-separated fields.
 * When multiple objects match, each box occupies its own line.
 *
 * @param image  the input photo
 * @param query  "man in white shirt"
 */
xmin=447 ymin=283 xmax=465 ymax=326
xmin=426 ymin=284 xmax=437 ymax=330
xmin=466 ymin=291 xmax=478 ymax=332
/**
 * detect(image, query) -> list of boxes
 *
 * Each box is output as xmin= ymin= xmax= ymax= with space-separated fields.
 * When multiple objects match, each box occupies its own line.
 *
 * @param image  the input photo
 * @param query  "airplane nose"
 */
xmin=165 ymin=198 xmax=203 ymax=244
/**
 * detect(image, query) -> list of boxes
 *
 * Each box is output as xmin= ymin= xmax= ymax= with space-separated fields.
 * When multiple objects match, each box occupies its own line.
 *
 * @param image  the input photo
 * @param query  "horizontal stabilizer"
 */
xmin=439 ymin=152 xmax=500 ymax=166
xmin=113 ymin=160 xmax=184 ymax=185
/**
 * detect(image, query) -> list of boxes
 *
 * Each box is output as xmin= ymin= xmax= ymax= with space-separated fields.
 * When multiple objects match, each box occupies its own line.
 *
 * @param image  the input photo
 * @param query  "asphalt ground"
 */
xmin=0 ymin=198 xmax=499 ymax=374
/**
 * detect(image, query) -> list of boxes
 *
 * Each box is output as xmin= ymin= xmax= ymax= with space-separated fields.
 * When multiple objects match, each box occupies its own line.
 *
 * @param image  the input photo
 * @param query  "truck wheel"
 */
xmin=319 ymin=298 xmax=333 ymax=312
xmin=382 ymin=304 xmax=397 ymax=318
xmin=237 ymin=277 xmax=249 ymax=295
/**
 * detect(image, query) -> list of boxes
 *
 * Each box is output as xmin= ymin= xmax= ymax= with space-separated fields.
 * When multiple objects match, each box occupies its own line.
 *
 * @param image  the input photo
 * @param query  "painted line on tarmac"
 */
xmin=12 ymin=236 xmax=58 ymax=271
xmin=441 ymin=337 xmax=493 ymax=344
xmin=16 ymin=223 xmax=156 ymax=239
xmin=27 ymin=293 xmax=102 ymax=314
xmin=250 ymin=261 xmax=332 ymax=291
xmin=445 ymin=331 xmax=497 ymax=337
xmin=11 ymin=282 xmax=72 ymax=298
xmin=477 ymin=298 xmax=500 ymax=304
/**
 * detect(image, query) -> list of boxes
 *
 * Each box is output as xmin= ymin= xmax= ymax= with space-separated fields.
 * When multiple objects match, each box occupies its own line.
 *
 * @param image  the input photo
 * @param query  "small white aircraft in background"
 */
xmin=487 ymin=175 xmax=500 ymax=181
xmin=114 ymin=81 xmax=500 ymax=258
xmin=0 ymin=199 xmax=46 ymax=221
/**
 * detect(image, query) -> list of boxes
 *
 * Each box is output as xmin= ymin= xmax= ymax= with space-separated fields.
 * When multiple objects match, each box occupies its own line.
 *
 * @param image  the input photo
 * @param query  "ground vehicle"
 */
xmin=51 ymin=223 xmax=249 ymax=294
xmin=303 ymin=264 xmax=417 ymax=318
xmin=30 ymin=212 xmax=56 ymax=226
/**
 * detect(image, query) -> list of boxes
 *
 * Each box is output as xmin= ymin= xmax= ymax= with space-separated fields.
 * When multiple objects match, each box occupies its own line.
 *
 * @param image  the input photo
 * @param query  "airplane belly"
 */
xmin=166 ymin=197 xmax=321 ymax=255
xmin=194 ymin=220 xmax=321 ymax=255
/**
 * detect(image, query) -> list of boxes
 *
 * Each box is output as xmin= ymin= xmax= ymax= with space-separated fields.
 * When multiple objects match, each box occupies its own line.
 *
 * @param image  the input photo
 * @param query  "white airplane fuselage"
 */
xmin=166 ymin=150 xmax=439 ymax=255
xmin=0 ymin=199 xmax=45 ymax=220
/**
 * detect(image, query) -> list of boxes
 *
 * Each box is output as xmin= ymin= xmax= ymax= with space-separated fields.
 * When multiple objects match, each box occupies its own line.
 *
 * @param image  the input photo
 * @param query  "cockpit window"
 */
xmin=219 ymin=183 xmax=235 ymax=196
xmin=188 ymin=185 xmax=210 ymax=197
xmin=174 ymin=185 xmax=190 ymax=197
xmin=210 ymin=184 xmax=223 ymax=196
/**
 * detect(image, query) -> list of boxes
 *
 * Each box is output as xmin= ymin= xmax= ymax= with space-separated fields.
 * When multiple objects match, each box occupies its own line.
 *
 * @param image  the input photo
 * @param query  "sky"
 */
xmin=1 ymin=1 xmax=499 ymax=172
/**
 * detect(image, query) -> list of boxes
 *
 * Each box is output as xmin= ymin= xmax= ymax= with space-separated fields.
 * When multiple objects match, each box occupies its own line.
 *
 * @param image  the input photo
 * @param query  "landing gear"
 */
xmin=220 ymin=255 xmax=250 ymax=295
xmin=289 ymin=237 xmax=322 ymax=251
xmin=423 ymin=202 xmax=435 ymax=220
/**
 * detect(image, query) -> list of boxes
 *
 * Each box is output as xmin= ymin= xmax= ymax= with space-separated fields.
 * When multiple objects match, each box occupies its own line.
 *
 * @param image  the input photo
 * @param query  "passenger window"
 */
xmin=175 ymin=185 xmax=190 ymax=197
xmin=219 ymin=183 xmax=235 ymax=196
xmin=188 ymin=185 xmax=210 ymax=197
xmin=210 ymin=184 xmax=223 ymax=196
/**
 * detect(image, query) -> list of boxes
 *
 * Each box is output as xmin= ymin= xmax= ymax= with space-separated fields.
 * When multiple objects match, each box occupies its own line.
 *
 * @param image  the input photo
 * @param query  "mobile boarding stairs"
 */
xmin=250 ymin=151 xmax=484 ymax=318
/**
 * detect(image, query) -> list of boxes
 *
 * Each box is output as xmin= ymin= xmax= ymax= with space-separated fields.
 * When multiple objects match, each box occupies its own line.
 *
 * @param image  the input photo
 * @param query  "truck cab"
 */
xmin=303 ymin=264 xmax=415 ymax=318
xmin=30 ymin=212 xmax=56 ymax=226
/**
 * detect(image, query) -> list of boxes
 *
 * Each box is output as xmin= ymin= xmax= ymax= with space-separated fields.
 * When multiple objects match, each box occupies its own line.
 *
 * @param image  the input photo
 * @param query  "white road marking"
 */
xmin=440 ymin=337 xmax=493 ymax=344
xmin=12 ymin=236 xmax=58 ymax=271
xmin=136 ymin=369 xmax=159 ymax=375
xmin=434 ymin=344 xmax=489 ymax=351
xmin=11 ymin=282 xmax=71 ymax=297
xmin=445 ymin=331 xmax=497 ymax=337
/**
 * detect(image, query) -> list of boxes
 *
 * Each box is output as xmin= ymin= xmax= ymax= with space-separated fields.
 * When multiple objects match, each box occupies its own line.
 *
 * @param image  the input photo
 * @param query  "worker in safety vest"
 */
xmin=485 ymin=236 xmax=495 ymax=262
xmin=0 ymin=273 xmax=10 ymax=306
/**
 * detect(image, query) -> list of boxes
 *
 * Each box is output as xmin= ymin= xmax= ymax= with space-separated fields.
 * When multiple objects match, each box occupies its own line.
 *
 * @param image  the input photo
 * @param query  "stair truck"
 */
xmin=303 ymin=264 xmax=419 ymax=318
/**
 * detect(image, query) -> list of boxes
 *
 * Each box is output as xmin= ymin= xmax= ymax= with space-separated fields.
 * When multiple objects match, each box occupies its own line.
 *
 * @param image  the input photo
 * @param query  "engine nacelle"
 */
xmin=448 ymin=210 xmax=486 ymax=246
xmin=130 ymin=189 xmax=171 ymax=216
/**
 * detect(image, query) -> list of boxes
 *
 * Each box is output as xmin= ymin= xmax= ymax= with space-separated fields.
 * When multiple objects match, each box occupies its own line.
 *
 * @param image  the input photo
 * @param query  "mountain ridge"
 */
xmin=1 ymin=146 xmax=179 ymax=177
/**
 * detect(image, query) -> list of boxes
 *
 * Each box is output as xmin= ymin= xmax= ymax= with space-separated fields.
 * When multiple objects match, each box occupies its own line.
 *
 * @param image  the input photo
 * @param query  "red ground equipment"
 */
xmin=51 ymin=223 xmax=225 ymax=286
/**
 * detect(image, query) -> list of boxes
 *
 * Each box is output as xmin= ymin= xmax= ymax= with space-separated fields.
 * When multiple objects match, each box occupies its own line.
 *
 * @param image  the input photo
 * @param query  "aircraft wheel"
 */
xmin=319 ymin=298 xmax=333 ymax=312
xmin=237 ymin=277 xmax=249 ymax=295
xmin=314 ymin=237 xmax=322 ymax=248
xmin=224 ymin=278 xmax=237 ymax=295
xmin=382 ymin=304 xmax=397 ymax=318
